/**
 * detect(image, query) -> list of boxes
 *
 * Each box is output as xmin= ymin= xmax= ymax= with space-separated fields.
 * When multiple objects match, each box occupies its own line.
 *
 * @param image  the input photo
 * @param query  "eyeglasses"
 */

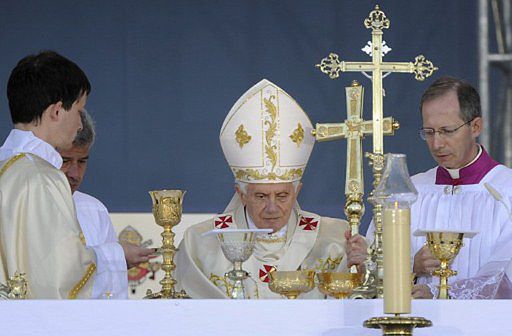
xmin=418 ymin=119 xmax=474 ymax=141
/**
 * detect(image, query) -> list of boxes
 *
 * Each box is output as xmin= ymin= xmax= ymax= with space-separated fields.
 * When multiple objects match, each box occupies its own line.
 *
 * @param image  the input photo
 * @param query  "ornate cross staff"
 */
xmin=317 ymin=5 xmax=436 ymax=154
xmin=314 ymin=5 xmax=437 ymax=299
xmin=313 ymin=80 xmax=399 ymax=238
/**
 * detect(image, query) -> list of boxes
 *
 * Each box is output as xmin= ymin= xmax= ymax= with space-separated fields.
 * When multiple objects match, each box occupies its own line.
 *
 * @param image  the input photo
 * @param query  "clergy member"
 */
xmin=1 ymin=51 xmax=109 ymax=298
xmin=174 ymin=79 xmax=365 ymax=299
xmin=58 ymin=110 xmax=155 ymax=299
xmin=408 ymin=77 xmax=512 ymax=298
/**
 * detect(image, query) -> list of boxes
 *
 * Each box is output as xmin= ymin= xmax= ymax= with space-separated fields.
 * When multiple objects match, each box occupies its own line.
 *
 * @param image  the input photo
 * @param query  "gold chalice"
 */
xmin=268 ymin=270 xmax=315 ymax=299
xmin=145 ymin=190 xmax=188 ymax=299
xmin=317 ymin=272 xmax=362 ymax=299
xmin=425 ymin=231 xmax=464 ymax=299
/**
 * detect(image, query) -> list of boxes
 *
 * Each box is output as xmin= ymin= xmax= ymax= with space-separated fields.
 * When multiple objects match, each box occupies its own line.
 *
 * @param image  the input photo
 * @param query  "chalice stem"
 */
xmin=160 ymin=227 xmax=177 ymax=297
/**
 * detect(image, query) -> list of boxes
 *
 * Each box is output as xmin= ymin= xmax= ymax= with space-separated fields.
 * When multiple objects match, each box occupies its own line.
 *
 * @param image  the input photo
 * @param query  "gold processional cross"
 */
xmin=312 ymin=5 xmax=437 ymax=297
xmin=313 ymin=80 xmax=398 ymax=237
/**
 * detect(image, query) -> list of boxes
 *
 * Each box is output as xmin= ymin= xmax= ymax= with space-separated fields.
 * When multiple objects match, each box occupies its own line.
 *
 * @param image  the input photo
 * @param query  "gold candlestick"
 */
xmin=145 ymin=190 xmax=188 ymax=299
xmin=364 ymin=153 xmax=431 ymax=335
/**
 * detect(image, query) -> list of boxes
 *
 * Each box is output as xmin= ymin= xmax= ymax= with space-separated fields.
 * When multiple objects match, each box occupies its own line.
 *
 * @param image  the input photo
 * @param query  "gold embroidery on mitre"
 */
xmin=290 ymin=123 xmax=304 ymax=147
xmin=234 ymin=168 xmax=303 ymax=182
xmin=315 ymin=256 xmax=343 ymax=271
xmin=263 ymin=95 xmax=278 ymax=171
xmin=235 ymin=124 xmax=251 ymax=148
xmin=68 ymin=263 xmax=96 ymax=299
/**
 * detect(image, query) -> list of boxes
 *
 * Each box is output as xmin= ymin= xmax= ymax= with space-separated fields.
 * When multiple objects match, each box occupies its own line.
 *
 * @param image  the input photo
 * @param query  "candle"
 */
xmin=383 ymin=204 xmax=411 ymax=314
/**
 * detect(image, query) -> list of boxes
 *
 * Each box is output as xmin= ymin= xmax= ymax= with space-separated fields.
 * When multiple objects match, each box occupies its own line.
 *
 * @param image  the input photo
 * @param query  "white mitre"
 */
xmin=220 ymin=79 xmax=315 ymax=184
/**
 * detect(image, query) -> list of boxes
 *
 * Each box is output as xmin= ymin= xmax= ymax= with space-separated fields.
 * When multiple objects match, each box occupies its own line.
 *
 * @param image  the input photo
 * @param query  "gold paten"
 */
xmin=268 ymin=270 xmax=315 ymax=299
xmin=235 ymin=124 xmax=251 ymax=148
xmin=425 ymin=231 xmax=464 ymax=299
xmin=290 ymin=123 xmax=305 ymax=147
xmin=317 ymin=272 xmax=362 ymax=299
xmin=145 ymin=190 xmax=189 ymax=299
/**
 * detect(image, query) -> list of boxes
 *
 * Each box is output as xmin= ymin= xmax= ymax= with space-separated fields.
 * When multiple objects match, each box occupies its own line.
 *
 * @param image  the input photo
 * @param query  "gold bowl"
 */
xmin=317 ymin=272 xmax=362 ymax=299
xmin=268 ymin=270 xmax=315 ymax=299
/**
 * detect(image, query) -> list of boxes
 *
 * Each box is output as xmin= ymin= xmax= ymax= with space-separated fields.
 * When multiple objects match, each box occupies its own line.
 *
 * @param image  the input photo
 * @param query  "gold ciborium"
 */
xmin=268 ymin=270 xmax=315 ymax=299
xmin=425 ymin=231 xmax=465 ymax=299
xmin=145 ymin=190 xmax=188 ymax=299
xmin=317 ymin=272 xmax=362 ymax=299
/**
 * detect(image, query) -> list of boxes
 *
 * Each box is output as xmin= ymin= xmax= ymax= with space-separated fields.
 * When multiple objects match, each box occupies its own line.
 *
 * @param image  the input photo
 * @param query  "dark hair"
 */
xmin=420 ymin=76 xmax=481 ymax=122
xmin=7 ymin=50 xmax=91 ymax=124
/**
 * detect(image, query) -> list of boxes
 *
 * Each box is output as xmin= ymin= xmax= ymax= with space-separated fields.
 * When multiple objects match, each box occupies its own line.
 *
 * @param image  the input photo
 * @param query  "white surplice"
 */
xmin=74 ymin=191 xmax=128 ymax=299
xmin=368 ymin=165 xmax=512 ymax=299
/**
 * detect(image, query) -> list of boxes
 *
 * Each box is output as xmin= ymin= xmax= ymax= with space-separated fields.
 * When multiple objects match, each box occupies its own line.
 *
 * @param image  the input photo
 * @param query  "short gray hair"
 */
xmin=236 ymin=181 xmax=300 ymax=195
xmin=73 ymin=109 xmax=95 ymax=147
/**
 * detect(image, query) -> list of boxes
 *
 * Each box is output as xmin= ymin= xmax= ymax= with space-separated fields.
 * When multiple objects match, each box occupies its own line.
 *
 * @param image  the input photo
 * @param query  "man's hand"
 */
xmin=120 ymin=241 xmax=157 ymax=269
xmin=412 ymin=284 xmax=434 ymax=299
xmin=413 ymin=245 xmax=440 ymax=276
xmin=344 ymin=230 xmax=368 ymax=272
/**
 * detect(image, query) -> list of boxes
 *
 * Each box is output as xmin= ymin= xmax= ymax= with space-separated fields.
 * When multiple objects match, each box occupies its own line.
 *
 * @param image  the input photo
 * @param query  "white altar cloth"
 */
xmin=0 ymin=299 xmax=509 ymax=336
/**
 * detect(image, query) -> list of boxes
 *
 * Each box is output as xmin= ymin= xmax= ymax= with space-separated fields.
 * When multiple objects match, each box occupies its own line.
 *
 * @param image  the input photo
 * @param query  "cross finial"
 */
xmin=364 ymin=5 xmax=390 ymax=31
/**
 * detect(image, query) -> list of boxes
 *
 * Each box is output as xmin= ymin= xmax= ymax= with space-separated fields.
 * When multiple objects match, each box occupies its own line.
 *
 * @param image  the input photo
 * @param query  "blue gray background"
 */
xmin=0 ymin=1 xmax=480 ymax=233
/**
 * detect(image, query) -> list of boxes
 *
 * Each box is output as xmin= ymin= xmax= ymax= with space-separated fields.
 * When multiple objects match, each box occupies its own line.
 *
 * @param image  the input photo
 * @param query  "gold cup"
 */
xmin=317 ymin=272 xmax=362 ymax=299
xmin=425 ymin=231 xmax=464 ymax=299
xmin=268 ymin=270 xmax=315 ymax=299
xmin=145 ymin=190 xmax=188 ymax=299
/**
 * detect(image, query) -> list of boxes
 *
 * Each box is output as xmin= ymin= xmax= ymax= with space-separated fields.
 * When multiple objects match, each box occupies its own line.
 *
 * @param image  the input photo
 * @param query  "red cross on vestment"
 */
xmin=214 ymin=215 xmax=232 ymax=229
xmin=298 ymin=216 xmax=318 ymax=231
xmin=259 ymin=264 xmax=276 ymax=283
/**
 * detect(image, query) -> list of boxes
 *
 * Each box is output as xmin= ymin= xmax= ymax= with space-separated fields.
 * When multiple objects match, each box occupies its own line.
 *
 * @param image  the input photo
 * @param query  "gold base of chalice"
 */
xmin=268 ymin=270 xmax=315 ymax=299
xmin=364 ymin=316 xmax=432 ymax=336
xmin=144 ymin=190 xmax=189 ymax=299
xmin=425 ymin=231 xmax=465 ymax=300
xmin=317 ymin=272 xmax=362 ymax=299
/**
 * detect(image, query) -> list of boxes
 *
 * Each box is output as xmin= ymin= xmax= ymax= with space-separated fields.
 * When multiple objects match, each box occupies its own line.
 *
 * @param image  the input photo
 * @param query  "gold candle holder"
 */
xmin=425 ymin=231 xmax=464 ymax=299
xmin=317 ymin=272 xmax=362 ymax=299
xmin=268 ymin=270 xmax=315 ymax=299
xmin=145 ymin=190 xmax=188 ymax=299
xmin=364 ymin=153 xmax=432 ymax=335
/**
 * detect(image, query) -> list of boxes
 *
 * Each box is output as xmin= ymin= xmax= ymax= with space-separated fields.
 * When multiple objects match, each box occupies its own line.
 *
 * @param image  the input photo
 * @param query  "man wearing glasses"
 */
xmin=410 ymin=76 xmax=512 ymax=299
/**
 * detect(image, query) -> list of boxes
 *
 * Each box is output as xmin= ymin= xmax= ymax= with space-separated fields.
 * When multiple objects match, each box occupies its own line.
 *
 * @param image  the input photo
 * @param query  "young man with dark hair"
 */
xmin=0 ymin=51 xmax=119 ymax=298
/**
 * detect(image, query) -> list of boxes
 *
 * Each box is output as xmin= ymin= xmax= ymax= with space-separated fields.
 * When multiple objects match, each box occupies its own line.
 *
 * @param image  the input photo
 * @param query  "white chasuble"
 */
xmin=174 ymin=203 xmax=348 ymax=299
xmin=0 ymin=153 xmax=96 ymax=298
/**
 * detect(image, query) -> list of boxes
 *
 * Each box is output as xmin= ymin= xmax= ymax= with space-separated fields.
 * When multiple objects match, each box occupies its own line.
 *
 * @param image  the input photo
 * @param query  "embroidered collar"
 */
xmin=435 ymin=145 xmax=499 ymax=185
xmin=0 ymin=129 xmax=63 ymax=169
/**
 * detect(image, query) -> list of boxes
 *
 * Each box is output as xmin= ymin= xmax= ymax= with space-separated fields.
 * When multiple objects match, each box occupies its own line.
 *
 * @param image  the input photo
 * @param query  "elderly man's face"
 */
xmin=59 ymin=144 xmax=90 ymax=193
xmin=237 ymin=182 xmax=301 ymax=233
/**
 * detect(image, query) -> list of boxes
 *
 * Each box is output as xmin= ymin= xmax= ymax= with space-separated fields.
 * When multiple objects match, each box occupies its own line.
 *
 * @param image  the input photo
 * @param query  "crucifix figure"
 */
xmin=313 ymin=5 xmax=437 ymax=298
